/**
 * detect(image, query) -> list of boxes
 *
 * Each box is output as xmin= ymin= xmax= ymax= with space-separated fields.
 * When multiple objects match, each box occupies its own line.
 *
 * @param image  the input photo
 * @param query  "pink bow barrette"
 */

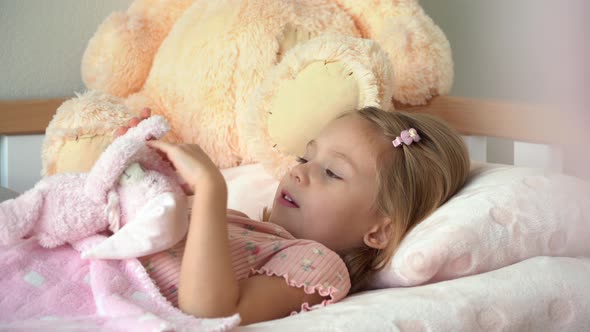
xmin=392 ymin=128 xmax=421 ymax=148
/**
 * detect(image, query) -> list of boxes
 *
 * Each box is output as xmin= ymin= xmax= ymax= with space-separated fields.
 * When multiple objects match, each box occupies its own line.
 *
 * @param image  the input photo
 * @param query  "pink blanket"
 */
xmin=0 ymin=237 xmax=240 ymax=331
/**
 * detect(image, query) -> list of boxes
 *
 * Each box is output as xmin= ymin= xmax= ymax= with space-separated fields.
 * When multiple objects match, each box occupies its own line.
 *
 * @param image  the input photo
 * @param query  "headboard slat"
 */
xmin=0 ymin=96 xmax=564 ymax=144
xmin=399 ymin=96 xmax=560 ymax=144
xmin=0 ymin=98 xmax=66 ymax=135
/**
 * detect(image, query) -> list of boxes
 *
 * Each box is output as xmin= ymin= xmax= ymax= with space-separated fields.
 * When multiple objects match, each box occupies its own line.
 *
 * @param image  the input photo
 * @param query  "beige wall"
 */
xmin=0 ymin=0 xmax=132 ymax=99
xmin=421 ymin=0 xmax=589 ymax=176
xmin=420 ymin=0 xmax=525 ymax=165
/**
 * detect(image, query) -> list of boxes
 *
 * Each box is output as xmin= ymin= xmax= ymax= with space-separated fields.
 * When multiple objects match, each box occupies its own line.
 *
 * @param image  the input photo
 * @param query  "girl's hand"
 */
xmin=115 ymin=107 xmax=152 ymax=137
xmin=146 ymin=140 xmax=225 ymax=192
xmin=114 ymin=108 xmax=213 ymax=195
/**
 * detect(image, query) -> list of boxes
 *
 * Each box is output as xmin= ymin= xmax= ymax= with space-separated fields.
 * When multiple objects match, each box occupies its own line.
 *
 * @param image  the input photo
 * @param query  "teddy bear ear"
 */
xmin=238 ymin=34 xmax=394 ymax=180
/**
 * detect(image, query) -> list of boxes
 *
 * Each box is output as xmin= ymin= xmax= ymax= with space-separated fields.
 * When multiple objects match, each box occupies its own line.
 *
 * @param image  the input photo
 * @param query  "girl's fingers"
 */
xmin=146 ymin=139 xmax=173 ymax=151
xmin=122 ymin=109 xmax=150 ymax=138
xmin=146 ymin=141 xmax=177 ymax=170
xmin=147 ymin=140 xmax=178 ymax=160
xmin=146 ymin=141 xmax=213 ymax=190
xmin=115 ymin=126 xmax=128 ymax=137
xmin=157 ymin=151 xmax=175 ymax=170
xmin=140 ymin=107 xmax=151 ymax=119
xmin=128 ymin=117 xmax=141 ymax=128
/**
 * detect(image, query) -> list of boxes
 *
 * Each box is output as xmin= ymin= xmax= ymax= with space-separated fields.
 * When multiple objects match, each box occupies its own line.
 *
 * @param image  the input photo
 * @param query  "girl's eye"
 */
xmin=325 ymin=169 xmax=342 ymax=180
xmin=296 ymin=156 xmax=342 ymax=180
xmin=296 ymin=156 xmax=308 ymax=164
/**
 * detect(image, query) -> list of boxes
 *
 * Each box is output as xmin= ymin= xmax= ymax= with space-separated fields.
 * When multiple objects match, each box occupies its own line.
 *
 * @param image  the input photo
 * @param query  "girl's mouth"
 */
xmin=278 ymin=190 xmax=299 ymax=208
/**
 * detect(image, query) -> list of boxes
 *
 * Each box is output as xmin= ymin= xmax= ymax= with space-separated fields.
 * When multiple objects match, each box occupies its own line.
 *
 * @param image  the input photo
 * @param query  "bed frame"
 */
xmin=0 ymin=95 xmax=583 ymax=175
xmin=0 ymin=96 xmax=565 ymax=141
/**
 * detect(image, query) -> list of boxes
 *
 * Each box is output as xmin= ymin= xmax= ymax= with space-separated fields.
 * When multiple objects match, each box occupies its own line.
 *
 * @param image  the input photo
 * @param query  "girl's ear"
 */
xmin=363 ymin=218 xmax=392 ymax=250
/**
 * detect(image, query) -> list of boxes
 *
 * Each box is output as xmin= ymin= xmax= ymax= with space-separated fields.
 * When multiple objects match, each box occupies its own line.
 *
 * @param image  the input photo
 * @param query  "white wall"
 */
xmin=420 ymin=1 xmax=519 ymax=165
xmin=0 ymin=135 xmax=44 ymax=193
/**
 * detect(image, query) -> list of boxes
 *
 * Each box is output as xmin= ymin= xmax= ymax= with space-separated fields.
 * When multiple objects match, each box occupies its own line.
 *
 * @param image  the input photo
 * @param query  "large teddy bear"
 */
xmin=42 ymin=0 xmax=452 ymax=179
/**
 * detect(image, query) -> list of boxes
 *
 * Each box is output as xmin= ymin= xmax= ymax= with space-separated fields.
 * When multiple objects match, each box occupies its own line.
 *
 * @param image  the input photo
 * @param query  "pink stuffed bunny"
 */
xmin=0 ymin=116 xmax=189 ymax=259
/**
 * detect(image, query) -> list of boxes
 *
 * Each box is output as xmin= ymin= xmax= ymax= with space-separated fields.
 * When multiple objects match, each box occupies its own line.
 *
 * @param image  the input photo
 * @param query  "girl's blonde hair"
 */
xmin=264 ymin=107 xmax=470 ymax=293
xmin=342 ymin=107 xmax=470 ymax=292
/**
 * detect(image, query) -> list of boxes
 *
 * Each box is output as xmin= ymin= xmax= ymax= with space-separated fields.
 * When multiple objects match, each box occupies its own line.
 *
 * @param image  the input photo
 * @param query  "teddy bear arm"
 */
xmin=81 ymin=0 xmax=196 ymax=97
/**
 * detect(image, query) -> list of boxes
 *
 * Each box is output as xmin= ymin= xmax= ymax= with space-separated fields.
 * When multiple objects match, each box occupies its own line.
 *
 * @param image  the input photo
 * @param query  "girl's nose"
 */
xmin=290 ymin=165 xmax=308 ymax=185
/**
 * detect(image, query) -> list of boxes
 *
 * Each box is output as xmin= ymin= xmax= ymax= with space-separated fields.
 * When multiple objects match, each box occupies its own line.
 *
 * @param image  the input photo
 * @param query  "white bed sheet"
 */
xmin=239 ymin=256 xmax=590 ymax=331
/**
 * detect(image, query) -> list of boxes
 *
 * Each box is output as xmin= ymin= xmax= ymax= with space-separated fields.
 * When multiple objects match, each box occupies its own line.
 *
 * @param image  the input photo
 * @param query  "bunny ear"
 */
xmin=84 ymin=136 xmax=145 ymax=204
xmin=85 ymin=116 xmax=173 ymax=204
xmin=122 ymin=115 xmax=170 ymax=142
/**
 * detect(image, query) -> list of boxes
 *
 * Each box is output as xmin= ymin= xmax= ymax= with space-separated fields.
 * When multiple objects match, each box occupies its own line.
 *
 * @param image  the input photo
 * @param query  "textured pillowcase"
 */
xmin=222 ymin=163 xmax=279 ymax=220
xmin=370 ymin=161 xmax=590 ymax=288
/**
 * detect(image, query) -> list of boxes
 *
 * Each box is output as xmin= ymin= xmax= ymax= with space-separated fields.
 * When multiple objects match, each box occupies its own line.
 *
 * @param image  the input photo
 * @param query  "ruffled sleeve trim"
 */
xmin=248 ymin=243 xmax=351 ymax=315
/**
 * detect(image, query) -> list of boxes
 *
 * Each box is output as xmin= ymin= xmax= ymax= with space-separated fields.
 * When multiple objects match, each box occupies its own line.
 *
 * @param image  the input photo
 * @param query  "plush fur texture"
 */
xmin=240 ymin=34 xmax=395 ymax=179
xmin=1 ymin=117 xmax=186 ymax=258
xmin=332 ymin=0 xmax=453 ymax=105
xmin=84 ymin=0 xmax=361 ymax=169
xmin=82 ymin=0 xmax=196 ymax=97
xmin=44 ymin=0 xmax=453 ymax=177
xmin=42 ymin=90 xmax=134 ymax=176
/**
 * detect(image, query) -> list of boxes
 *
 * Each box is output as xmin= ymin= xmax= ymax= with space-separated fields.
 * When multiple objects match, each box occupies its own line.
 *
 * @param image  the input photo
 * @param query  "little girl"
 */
xmin=124 ymin=106 xmax=470 ymax=325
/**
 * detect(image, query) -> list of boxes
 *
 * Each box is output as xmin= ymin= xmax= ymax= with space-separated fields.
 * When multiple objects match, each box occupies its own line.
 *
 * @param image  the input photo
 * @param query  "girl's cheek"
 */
xmin=310 ymin=199 xmax=333 ymax=221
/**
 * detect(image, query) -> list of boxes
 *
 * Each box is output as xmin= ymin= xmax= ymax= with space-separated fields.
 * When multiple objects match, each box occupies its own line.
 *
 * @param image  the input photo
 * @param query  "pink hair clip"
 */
xmin=392 ymin=128 xmax=421 ymax=148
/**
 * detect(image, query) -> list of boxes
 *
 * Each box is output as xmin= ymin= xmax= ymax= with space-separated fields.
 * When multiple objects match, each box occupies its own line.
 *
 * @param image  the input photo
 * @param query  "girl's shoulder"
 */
xmin=227 ymin=214 xmax=351 ymax=304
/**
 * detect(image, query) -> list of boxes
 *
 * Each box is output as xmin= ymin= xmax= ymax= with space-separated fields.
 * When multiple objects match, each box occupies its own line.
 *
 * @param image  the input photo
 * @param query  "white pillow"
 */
xmin=222 ymin=163 xmax=279 ymax=220
xmin=371 ymin=161 xmax=590 ymax=288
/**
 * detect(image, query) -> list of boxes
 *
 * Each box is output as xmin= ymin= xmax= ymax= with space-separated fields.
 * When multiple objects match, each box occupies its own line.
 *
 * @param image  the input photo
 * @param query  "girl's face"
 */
xmin=269 ymin=114 xmax=391 ymax=252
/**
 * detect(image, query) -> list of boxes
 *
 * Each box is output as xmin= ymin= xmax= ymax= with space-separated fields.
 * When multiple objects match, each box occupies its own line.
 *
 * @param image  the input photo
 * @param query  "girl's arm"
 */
xmin=178 ymin=175 xmax=238 ymax=316
xmin=146 ymin=141 xmax=325 ymax=324
xmin=227 ymin=209 xmax=249 ymax=219
xmin=235 ymin=275 xmax=326 ymax=325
